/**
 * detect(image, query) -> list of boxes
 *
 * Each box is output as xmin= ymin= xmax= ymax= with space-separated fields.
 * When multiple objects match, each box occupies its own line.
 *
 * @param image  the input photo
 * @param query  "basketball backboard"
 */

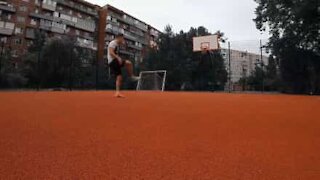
xmin=193 ymin=35 xmax=219 ymax=52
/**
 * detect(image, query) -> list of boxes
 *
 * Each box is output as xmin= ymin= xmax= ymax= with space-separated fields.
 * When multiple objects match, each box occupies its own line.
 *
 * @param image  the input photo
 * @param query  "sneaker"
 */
xmin=130 ymin=76 xmax=140 ymax=82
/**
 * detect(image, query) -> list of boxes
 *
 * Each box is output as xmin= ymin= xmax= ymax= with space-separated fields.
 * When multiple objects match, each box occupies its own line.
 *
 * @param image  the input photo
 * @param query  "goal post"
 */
xmin=136 ymin=70 xmax=167 ymax=91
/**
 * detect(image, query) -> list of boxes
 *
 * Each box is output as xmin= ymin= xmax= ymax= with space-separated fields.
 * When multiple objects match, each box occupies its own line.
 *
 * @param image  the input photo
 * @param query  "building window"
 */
xmin=3 ymin=22 xmax=15 ymax=30
xmin=53 ymin=12 xmax=59 ymax=17
xmin=14 ymin=38 xmax=22 ymax=45
xmin=106 ymin=24 xmax=112 ymax=29
xmin=83 ymin=32 xmax=89 ymax=37
xmin=0 ymin=37 xmax=8 ymax=43
xmin=17 ymin=16 xmax=26 ymax=23
xmin=15 ymin=27 xmax=24 ymax=34
xmin=30 ymin=19 xmax=37 ymax=25
xmin=26 ymin=40 xmax=34 ymax=47
xmin=19 ymin=6 xmax=28 ymax=12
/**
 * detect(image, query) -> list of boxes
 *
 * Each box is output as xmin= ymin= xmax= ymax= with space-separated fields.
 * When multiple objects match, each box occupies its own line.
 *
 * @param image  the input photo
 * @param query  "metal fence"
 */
xmin=0 ymin=39 xmax=274 ymax=92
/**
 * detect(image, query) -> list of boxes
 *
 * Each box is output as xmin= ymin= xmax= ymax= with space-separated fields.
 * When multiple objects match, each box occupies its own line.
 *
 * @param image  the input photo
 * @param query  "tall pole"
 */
xmin=260 ymin=39 xmax=264 ymax=93
xmin=228 ymin=42 xmax=231 ymax=93
xmin=69 ymin=48 xmax=73 ymax=91
xmin=37 ymin=44 xmax=41 ymax=91
xmin=95 ymin=17 xmax=99 ymax=90
xmin=0 ymin=41 xmax=4 ymax=88
xmin=95 ymin=50 xmax=99 ymax=90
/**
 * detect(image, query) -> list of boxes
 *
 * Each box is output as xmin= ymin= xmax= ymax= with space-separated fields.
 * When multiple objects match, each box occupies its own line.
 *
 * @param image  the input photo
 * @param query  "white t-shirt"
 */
xmin=107 ymin=40 xmax=119 ymax=64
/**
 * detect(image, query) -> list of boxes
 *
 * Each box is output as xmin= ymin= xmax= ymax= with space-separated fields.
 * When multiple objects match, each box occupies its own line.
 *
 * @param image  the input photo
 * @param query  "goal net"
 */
xmin=136 ymin=70 xmax=167 ymax=91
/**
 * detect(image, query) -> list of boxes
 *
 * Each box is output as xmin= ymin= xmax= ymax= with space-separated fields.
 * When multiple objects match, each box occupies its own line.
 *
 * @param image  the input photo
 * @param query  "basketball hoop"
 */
xmin=200 ymin=42 xmax=210 ymax=51
xmin=193 ymin=35 xmax=219 ymax=52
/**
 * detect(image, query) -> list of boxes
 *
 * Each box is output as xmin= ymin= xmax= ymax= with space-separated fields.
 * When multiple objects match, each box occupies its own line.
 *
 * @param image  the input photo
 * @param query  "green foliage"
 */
xmin=0 ymin=44 xmax=28 ymax=88
xmin=254 ymin=0 xmax=320 ymax=94
xmin=247 ymin=66 xmax=265 ymax=91
xmin=142 ymin=25 xmax=228 ymax=91
xmin=24 ymin=34 xmax=97 ymax=89
xmin=241 ymin=55 xmax=281 ymax=91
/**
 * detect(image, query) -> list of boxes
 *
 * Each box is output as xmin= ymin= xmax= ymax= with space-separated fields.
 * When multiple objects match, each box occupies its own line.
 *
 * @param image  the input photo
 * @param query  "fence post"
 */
xmin=0 ymin=41 xmax=4 ymax=88
xmin=228 ymin=41 xmax=231 ymax=93
xmin=260 ymin=39 xmax=265 ymax=93
xmin=37 ymin=45 xmax=41 ymax=91
xmin=69 ymin=48 xmax=73 ymax=91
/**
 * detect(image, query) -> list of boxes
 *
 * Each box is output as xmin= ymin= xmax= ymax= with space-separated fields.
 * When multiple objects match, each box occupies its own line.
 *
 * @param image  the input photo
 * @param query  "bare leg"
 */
xmin=114 ymin=75 xmax=124 ymax=98
xmin=124 ymin=60 xmax=134 ymax=77
xmin=124 ymin=60 xmax=140 ymax=81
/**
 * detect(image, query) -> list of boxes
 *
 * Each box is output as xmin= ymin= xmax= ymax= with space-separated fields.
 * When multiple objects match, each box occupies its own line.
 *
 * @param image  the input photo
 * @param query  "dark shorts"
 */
xmin=109 ymin=59 xmax=125 ymax=76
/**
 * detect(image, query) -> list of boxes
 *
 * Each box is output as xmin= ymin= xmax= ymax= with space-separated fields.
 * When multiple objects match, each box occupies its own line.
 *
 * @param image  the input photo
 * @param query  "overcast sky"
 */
xmin=90 ymin=0 xmax=269 ymax=53
xmin=91 ymin=0 xmax=268 ymax=40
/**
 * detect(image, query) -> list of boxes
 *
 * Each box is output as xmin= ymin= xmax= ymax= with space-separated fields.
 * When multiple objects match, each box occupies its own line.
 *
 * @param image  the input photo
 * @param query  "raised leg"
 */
xmin=124 ymin=60 xmax=140 ymax=81
xmin=124 ymin=60 xmax=134 ymax=77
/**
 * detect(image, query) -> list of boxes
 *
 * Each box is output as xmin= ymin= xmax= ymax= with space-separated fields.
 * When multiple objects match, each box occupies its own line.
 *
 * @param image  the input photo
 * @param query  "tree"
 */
xmin=254 ymin=0 xmax=320 ymax=94
xmin=24 ymin=35 xmax=92 ymax=89
xmin=265 ymin=55 xmax=280 ymax=91
xmin=247 ymin=66 xmax=265 ymax=91
xmin=142 ymin=25 xmax=228 ymax=91
xmin=0 ymin=44 xmax=28 ymax=88
xmin=23 ymin=30 xmax=46 ymax=88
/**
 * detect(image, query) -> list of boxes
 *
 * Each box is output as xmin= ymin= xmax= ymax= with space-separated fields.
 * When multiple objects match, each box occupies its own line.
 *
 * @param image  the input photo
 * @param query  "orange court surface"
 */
xmin=0 ymin=91 xmax=319 ymax=179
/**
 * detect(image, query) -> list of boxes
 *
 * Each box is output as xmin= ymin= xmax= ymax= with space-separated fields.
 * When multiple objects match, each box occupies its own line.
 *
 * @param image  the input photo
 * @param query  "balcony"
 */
xmin=0 ymin=4 xmax=16 ymax=13
xmin=51 ymin=26 xmax=65 ymax=34
xmin=42 ymin=1 xmax=57 ymax=11
xmin=0 ymin=21 xmax=14 ymax=35
xmin=75 ymin=18 xmax=95 ymax=32
xmin=54 ymin=12 xmax=96 ymax=32
xmin=78 ymin=34 xmax=94 ymax=41
xmin=40 ymin=20 xmax=66 ymax=34
xmin=77 ymin=37 xmax=97 ymax=50
xmin=119 ymin=50 xmax=134 ymax=56
xmin=128 ymin=44 xmax=142 ymax=51
xmin=128 ymin=28 xmax=144 ymax=37
xmin=56 ymin=0 xmax=98 ymax=16
xmin=135 ymin=24 xmax=148 ymax=32
xmin=30 ymin=12 xmax=54 ymax=21
xmin=124 ymin=30 xmax=137 ymax=41
xmin=25 ymin=28 xmax=35 ymax=39
xmin=150 ymin=30 xmax=159 ymax=37
xmin=106 ymin=26 xmax=123 ymax=36
xmin=118 ymin=16 xmax=134 ymax=26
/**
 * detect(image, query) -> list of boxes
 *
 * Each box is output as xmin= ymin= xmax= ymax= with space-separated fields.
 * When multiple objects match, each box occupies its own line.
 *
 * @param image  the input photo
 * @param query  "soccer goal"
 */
xmin=136 ymin=70 xmax=167 ymax=91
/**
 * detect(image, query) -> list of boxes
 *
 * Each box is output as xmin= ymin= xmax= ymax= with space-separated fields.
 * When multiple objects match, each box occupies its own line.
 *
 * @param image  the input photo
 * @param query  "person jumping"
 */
xmin=107 ymin=33 xmax=140 ymax=98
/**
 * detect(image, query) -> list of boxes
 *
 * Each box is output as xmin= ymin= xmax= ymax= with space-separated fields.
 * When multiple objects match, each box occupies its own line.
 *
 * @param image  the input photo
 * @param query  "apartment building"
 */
xmin=0 ymin=0 xmax=160 ymax=66
xmin=98 ymin=5 xmax=160 ymax=65
xmin=0 ymin=0 xmax=100 ymax=64
xmin=221 ymin=49 xmax=268 ymax=85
